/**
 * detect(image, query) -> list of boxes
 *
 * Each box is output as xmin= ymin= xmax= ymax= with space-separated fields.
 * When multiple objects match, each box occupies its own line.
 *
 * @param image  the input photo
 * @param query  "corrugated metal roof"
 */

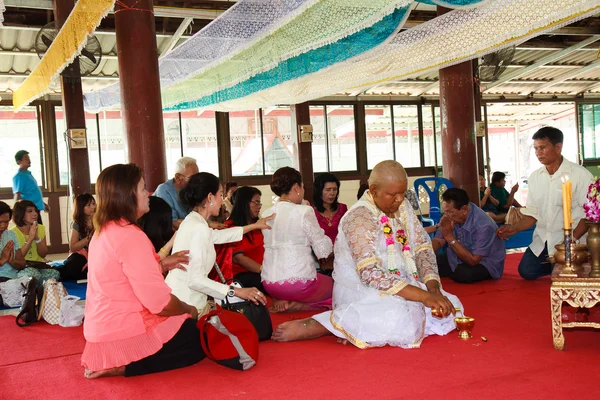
xmin=1 ymin=10 xmax=600 ymax=107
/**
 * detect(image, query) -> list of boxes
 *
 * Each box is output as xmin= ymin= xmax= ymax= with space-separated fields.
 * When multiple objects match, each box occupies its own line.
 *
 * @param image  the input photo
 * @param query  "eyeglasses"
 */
xmin=250 ymin=200 xmax=262 ymax=206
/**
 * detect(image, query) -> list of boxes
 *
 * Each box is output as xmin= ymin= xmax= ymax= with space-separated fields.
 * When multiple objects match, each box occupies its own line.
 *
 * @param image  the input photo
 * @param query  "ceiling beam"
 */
xmin=161 ymin=17 xmax=193 ymax=55
xmin=4 ymin=0 xmax=225 ymax=19
xmin=0 ymin=49 xmax=118 ymax=60
xmin=410 ymin=81 xmax=439 ymax=96
xmin=0 ymin=72 xmax=118 ymax=80
xmin=0 ymin=24 xmax=192 ymax=39
xmin=526 ymin=58 xmax=600 ymax=94
xmin=483 ymin=35 xmax=600 ymax=92
xmin=571 ymin=81 xmax=600 ymax=95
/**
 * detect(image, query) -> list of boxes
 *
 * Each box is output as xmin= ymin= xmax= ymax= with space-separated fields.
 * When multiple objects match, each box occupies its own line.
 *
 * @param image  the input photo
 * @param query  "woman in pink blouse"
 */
xmin=312 ymin=173 xmax=347 ymax=275
xmin=82 ymin=164 xmax=202 ymax=379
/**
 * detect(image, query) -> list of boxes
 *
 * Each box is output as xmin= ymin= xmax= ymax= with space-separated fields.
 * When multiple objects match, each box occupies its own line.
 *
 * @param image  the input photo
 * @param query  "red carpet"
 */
xmin=2 ymin=253 xmax=600 ymax=400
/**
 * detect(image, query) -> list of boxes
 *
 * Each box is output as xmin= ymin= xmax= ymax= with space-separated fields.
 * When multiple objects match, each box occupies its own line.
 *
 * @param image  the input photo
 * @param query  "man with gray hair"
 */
xmin=154 ymin=156 xmax=199 ymax=230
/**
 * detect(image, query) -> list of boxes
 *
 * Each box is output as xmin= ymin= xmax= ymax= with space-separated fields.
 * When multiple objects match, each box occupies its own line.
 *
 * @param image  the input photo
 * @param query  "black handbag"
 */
xmin=16 ymin=276 xmax=42 ymax=327
xmin=213 ymin=263 xmax=273 ymax=342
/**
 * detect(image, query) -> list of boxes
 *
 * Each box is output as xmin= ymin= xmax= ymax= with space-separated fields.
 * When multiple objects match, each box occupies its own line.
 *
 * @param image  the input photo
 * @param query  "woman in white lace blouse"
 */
xmin=261 ymin=167 xmax=333 ymax=312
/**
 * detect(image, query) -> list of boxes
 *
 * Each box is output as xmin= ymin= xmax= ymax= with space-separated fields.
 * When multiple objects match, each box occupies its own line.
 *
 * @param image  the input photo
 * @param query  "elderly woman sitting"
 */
xmin=81 ymin=164 xmax=202 ymax=378
xmin=262 ymin=167 xmax=334 ymax=312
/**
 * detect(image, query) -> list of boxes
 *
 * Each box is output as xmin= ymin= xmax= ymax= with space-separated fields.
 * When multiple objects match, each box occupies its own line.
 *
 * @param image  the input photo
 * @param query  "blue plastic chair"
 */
xmin=414 ymin=177 xmax=454 ymax=226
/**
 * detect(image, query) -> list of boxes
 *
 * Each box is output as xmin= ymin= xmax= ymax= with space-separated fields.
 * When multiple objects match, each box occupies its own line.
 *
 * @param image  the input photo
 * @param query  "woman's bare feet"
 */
xmin=271 ymin=318 xmax=330 ymax=342
xmin=336 ymin=338 xmax=349 ymax=345
xmin=84 ymin=366 xmax=126 ymax=379
xmin=269 ymin=299 xmax=315 ymax=313
xmin=269 ymin=299 xmax=290 ymax=313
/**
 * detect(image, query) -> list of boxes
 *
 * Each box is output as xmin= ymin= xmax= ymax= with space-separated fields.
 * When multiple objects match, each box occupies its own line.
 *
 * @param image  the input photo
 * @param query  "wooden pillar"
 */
xmin=473 ymin=59 xmax=486 ymax=177
xmin=291 ymin=102 xmax=314 ymax=201
xmin=438 ymin=6 xmax=479 ymax=203
xmin=216 ymin=111 xmax=232 ymax=181
xmin=115 ymin=0 xmax=166 ymax=192
xmin=53 ymin=0 xmax=91 ymax=196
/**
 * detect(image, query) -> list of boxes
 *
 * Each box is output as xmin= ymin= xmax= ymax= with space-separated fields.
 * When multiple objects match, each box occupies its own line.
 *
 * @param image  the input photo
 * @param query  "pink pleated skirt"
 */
xmin=263 ymin=274 xmax=333 ymax=310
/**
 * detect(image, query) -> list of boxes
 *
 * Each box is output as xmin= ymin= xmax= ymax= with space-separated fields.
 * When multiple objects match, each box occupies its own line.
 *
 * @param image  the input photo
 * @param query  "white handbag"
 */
xmin=38 ymin=278 xmax=68 ymax=325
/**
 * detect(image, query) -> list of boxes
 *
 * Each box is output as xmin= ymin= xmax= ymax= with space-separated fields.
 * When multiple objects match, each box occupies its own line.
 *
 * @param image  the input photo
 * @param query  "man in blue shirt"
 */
xmin=154 ymin=156 xmax=199 ymax=231
xmin=433 ymin=188 xmax=505 ymax=283
xmin=12 ymin=150 xmax=48 ymax=216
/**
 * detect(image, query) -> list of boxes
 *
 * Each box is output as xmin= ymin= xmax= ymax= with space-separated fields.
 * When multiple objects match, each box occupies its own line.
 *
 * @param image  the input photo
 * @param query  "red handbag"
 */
xmin=197 ymin=304 xmax=259 ymax=371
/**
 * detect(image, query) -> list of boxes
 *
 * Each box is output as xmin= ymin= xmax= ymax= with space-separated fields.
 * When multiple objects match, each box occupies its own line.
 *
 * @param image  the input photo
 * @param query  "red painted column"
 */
xmin=53 ymin=0 xmax=91 ymax=195
xmin=115 ymin=0 xmax=166 ymax=191
xmin=438 ymin=7 xmax=479 ymax=203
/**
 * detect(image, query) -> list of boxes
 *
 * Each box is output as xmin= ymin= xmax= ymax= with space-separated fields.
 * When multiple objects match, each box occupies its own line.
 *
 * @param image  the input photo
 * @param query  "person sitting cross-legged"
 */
xmin=0 ymin=201 xmax=26 ymax=283
xmin=272 ymin=161 xmax=462 ymax=347
xmin=433 ymin=188 xmax=505 ymax=284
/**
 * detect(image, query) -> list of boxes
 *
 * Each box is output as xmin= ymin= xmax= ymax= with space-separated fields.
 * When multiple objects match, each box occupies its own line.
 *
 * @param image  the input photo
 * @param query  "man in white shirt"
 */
xmin=498 ymin=127 xmax=593 ymax=280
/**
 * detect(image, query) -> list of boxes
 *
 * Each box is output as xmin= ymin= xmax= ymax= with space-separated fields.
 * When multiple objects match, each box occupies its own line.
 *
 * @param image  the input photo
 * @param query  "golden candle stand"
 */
xmin=550 ymin=228 xmax=600 ymax=350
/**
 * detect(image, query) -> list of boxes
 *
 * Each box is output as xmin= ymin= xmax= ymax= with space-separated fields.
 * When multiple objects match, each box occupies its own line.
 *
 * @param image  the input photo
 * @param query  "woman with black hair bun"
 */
xmin=165 ymin=172 xmax=272 ymax=317
xmin=262 ymin=167 xmax=334 ymax=313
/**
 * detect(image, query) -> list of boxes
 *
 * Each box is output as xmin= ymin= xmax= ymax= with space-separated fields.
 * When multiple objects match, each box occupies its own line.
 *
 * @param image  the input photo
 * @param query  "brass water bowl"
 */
xmin=454 ymin=316 xmax=475 ymax=340
xmin=550 ymin=243 xmax=589 ymax=265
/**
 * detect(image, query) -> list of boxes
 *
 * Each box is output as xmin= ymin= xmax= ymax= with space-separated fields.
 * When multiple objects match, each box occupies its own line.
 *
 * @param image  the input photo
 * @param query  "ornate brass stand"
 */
xmin=551 ymin=265 xmax=600 ymax=350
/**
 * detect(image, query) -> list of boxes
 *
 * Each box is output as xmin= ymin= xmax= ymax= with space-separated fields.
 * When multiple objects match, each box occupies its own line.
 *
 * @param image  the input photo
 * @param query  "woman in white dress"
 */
xmin=261 ymin=167 xmax=333 ymax=312
xmin=165 ymin=173 xmax=271 ymax=316
xmin=272 ymin=161 xmax=462 ymax=348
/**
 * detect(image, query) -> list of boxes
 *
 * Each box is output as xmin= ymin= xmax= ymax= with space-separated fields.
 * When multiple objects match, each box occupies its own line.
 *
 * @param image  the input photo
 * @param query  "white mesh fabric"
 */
xmin=206 ymin=0 xmax=600 ymax=111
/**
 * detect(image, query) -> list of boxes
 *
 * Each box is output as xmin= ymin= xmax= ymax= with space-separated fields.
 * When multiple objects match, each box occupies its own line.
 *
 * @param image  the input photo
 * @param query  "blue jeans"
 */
xmin=518 ymin=244 xmax=553 ymax=280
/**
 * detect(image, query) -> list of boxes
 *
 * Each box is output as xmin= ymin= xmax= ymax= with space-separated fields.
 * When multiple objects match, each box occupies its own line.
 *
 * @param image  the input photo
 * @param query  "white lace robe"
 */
xmin=261 ymin=201 xmax=332 ymax=284
xmin=313 ymin=195 xmax=462 ymax=349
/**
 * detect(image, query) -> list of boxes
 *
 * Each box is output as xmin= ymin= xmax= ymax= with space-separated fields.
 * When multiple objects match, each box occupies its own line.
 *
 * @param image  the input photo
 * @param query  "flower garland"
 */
xmin=380 ymin=214 xmax=419 ymax=280
xmin=584 ymin=177 xmax=600 ymax=222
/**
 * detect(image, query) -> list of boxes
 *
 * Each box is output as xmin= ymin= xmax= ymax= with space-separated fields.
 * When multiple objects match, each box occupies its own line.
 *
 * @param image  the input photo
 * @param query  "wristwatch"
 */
xmin=448 ymin=238 xmax=458 ymax=247
xmin=227 ymin=285 xmax=235 ymax=297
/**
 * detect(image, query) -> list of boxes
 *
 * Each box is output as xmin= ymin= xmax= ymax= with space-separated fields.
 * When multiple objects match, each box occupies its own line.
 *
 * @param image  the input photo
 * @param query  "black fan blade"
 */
xmin=81 ymin=48 xmax=97 ymax=64
xmin=41 ymin=34 xmax=54 ymax=48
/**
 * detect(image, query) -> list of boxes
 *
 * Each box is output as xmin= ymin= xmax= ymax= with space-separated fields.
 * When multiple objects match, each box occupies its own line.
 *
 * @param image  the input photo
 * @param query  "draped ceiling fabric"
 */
xmin=191 ymin=0 xmax=600 ymax=112
xmin=82 ymin=0 xmax=600 ymax=112
xmin=84 ymin=0 xmax=418 ymax=112
xmin=12 ymin=0 xmax=115 ymax=111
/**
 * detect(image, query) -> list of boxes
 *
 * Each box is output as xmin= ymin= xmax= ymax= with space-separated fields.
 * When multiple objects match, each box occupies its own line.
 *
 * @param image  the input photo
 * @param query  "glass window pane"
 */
xmin=434 ymin=106 xmax=442 ymax=168
xmin=230 ymin=110 xmax=264 ymax=176
xmin=392 ymin=105 xmax=421 ymax=168
xmin=181 ymin=110 xmax=219 ymax=177
xmin=55 ymin=107 xmax=69 ymax=186
xmin=422 ymin=105 xmax=437 ymax=167
xmin=310 ymin=106 xmax=327 ymax=173
xmin=0 ymin=106 xmax=44 ymax=189
xmin=262 ymin=107 xmax=295 ymax=174
xmin=327 ymin=105 xmax=357 ymax=172
xmin=55 ymin=108 xmax=102 ymax=185
xmin=98 ymin=111 xmax=128 ymax=169
xmin=163 ymin=112 xmax=183 ymax=177
xmin=365 ymin=105 xmax=393 ymax=169
xmin=85 ymin=113 xmax=101 ymax=184
xmin=580 ymin=104 xmax=600 ymax=160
